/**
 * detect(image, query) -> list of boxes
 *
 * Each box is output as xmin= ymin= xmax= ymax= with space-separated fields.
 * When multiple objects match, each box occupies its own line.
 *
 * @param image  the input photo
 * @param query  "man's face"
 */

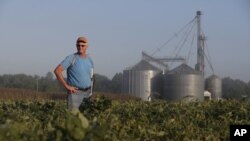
xmin=76 ymin=42 xmax=88 ymax=54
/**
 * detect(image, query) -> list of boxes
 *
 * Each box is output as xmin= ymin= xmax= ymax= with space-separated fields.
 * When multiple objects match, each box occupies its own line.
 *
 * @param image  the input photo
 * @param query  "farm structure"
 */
xmin=122 ymin=11 xmax=222 ymax=101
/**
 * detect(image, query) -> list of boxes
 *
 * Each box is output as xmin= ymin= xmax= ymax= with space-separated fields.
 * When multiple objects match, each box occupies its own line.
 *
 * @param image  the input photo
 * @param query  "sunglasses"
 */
xmin=76 ymin=44 xmax=87 ymax=47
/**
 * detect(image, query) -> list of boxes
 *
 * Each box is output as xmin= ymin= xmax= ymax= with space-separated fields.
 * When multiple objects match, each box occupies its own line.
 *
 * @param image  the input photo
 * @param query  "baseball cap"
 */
xmin=76 ymin=36 xmax=88 ymax=43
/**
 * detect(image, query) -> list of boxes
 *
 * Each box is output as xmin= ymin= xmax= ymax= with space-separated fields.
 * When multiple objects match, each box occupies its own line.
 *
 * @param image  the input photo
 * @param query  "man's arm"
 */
xmin=54 ymin=64 xmax=78 ymax=93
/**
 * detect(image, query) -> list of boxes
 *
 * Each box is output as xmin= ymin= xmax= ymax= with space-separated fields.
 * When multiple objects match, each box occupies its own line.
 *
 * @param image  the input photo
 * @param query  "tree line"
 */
xmin=0 ymin=72 xmax=249 ymax=99
xmin=0 ymin=72 xmax=123 ymax=94
xmin=222 ymin=77 xmax=250 ymax=99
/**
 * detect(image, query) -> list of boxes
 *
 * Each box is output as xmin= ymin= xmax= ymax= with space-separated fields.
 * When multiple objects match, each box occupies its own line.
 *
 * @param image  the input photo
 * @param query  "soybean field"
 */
xmin=0 ymin=96 xmax=250 ymax=141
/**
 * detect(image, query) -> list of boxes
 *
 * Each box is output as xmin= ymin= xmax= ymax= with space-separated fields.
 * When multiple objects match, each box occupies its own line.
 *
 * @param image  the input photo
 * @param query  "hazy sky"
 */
xmin=0 ymin=0 xmax=249 ymax=82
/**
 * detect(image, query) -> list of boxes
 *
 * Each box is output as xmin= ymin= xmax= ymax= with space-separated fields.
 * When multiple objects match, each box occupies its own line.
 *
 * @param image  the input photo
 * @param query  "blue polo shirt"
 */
xmin=60 ymin=53 xmax=94 ymax=89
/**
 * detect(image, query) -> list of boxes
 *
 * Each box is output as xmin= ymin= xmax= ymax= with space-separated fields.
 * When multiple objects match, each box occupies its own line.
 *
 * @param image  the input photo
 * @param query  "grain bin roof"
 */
xmin=168 ymin=63 xmax=200 ymax=74
xmin=207 ymin=74 xmax=220 ymax=79
xmin=130 ymin=60 xmax=160 ymax=71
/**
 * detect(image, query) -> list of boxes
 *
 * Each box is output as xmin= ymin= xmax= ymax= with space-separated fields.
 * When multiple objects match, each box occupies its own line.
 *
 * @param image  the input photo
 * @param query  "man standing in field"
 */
xmin=54 ymin=36 xmax=94 ymax=110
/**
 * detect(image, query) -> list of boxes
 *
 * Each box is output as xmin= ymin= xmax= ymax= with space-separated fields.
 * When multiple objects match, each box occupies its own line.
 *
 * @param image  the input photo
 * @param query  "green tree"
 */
xmin=93 ymin=74 xmax=112 ymax=92
xmin=110 ymin=73 xmax=122 ymax=93
xmin=222 ymin=77 xmax=250 ymax=99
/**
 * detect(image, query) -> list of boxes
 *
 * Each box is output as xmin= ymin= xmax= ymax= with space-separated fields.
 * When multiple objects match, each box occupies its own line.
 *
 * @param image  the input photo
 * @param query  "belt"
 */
xmin=77 ymin=86 xmax=91 ymax=91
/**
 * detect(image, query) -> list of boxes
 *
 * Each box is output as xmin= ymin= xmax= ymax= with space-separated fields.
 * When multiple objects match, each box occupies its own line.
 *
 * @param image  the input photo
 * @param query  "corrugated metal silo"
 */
xmin=163 ymin=63 xmax=204 ymax=101
xmin=205 ymin=74 xmax=222 ymax=100
xmin=122 ymin=60 xmax=161 ymax=101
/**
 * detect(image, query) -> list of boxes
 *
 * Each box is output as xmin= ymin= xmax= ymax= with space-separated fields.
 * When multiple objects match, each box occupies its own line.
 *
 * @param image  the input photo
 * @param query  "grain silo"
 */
xmin=163 ymin=63 xmax=204 ymax=102
xmin=122 ymin=60 xmax=161 ymax=101
xmin=205 ymin=74 xmax=222 ymax=100
xmin=122 ymin=11 xmax=220 ymax=102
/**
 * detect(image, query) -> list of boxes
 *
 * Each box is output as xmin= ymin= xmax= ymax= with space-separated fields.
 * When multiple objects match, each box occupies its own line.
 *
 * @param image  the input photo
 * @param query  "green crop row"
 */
xmin=0 ymin=97 xmax=250 ymax=141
